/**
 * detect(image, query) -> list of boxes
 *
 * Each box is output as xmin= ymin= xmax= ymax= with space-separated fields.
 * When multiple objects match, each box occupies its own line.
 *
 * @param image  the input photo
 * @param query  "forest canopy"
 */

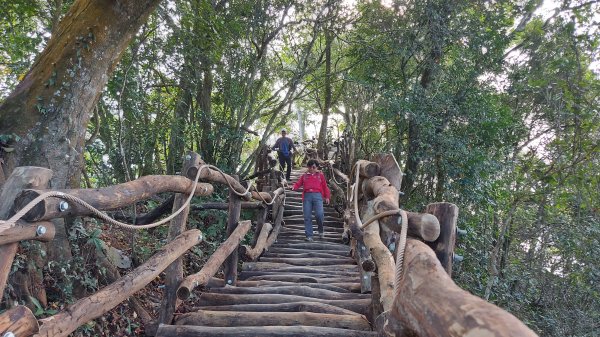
xmin=0 ymin=0 xmax=599 ymax=336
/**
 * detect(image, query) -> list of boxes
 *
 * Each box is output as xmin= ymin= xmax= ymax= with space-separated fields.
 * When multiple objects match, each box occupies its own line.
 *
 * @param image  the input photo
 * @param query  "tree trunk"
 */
xmin=0 ymin=0 xmax=163 ymax=265
xmin=317 ymin=29 xmax=333 ymax=159
xmin=198 ymin=68 xmax=214 ymax=163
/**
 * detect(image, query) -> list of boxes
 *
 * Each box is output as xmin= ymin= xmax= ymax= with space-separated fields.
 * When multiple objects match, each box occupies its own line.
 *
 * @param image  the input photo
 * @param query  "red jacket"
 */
xmin=292 ymin=171 xmax=331 ymax=200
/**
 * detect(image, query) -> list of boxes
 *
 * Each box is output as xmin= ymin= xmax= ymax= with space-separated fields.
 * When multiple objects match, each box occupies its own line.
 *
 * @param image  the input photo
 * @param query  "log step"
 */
xmin=157 ymin=324 xmax=377 ymax=336
xmin=173 ymin=310 xmax=372 ymax=330
xmin=197 ymin=293 xmax=370 ymax=316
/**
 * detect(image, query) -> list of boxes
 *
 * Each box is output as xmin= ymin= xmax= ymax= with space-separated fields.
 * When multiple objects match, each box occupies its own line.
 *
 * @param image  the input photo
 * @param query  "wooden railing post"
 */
xmin=223 ymin=175 xmax=242 ymax=285
xmin=425 ymin=202 xmax=458 ymax=276
xmin=158 ymin=152 xmax=201 ymax=325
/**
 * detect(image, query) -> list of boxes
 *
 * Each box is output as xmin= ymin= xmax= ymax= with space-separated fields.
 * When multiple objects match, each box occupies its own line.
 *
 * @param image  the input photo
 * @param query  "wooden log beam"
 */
xmin=250 ymin=205 xmax=268 ymax=247
xmin=0 ymin=305 xmax=39 ymax=336
xmin=264 ymin=195 xmax=284 ymax=248
xmin=193 ymin=301 xmax=361 ymax=315
xmin=0 ymin=220 xmax=55 ymax=245
xmin=13 ymin=176 xmax=214 ymax=222
xmin=425 ymin=202 xmax=458 ymax=276
xmin=0 ymin=166 xmax=52 ymax=303
xmin=240 ymin=222 xmax=272 ymax=261
xmin=158 ymin=151 xmax=200 ymax=326
xmin=35 ymin=229 xmax=203 ymax=337
xmin=371 ymin=153 xmax=402 ymax=192
xmin=156 ymin=325 xmax=377 ymax=337
xmin=197 ymin=293 xmax=370 ymax=316
xmin=361 ymin=176 xmax=440 ymax=242
xmin=174 ymin=310 xmax=371 ymax=331
xmin=362 ymin=202 xmax=394 ymax=312
xmin=177 ymin=220 xmax=252 ymax=300
xmin=391 ymin=239 xmax=538 ymax=337
xmin=356 ymin=160 xmax=380 ymax=178
xmin=187 ymin=161 xmax=272 ymax=202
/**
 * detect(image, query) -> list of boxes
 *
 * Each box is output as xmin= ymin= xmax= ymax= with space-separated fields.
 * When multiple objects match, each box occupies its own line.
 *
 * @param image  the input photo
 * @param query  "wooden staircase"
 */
xmin=159 ymin=169 xmax=376 ymax=336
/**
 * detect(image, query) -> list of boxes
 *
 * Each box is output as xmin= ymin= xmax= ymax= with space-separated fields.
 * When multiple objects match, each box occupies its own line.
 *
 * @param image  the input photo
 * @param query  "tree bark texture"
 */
xmin=391 ymin=239 xmax=538 ymax=337
xmin=0 ymin=0 xmax=162 ymax=188
xmin=0 ymin=166 xmax=52 ymax=304
xmin=35 ymin=229 xmax=203 ymax=337
xmin=0 ymin=305 xmax=39 ymax=337
xmin=177 ymin=220 xmax=251 ymax=300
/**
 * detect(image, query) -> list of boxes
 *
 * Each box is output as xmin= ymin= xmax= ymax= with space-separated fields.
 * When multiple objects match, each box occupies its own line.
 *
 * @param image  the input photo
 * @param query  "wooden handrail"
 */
xmin=390 ymin=239 xmax=538 ymax=337
xmin=13 ymin=176 xmax=214 ymax=221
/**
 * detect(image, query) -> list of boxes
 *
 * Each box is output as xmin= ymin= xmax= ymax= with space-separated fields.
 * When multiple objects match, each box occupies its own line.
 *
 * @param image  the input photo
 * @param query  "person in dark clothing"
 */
xmin=272 ymin=129 xmax=296 ymax=181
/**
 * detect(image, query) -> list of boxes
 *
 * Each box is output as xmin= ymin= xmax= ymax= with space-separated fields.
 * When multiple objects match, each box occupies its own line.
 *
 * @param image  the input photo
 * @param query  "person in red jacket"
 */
xmin=292 ymin=159 xmax=331 ymax=241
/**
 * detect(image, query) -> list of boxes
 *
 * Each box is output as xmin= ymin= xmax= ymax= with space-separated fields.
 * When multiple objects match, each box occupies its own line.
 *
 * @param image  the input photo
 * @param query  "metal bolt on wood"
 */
xmin=59 ymin=200 xmax=69 ymax=212
xmin=3 ymin=332 xmax=16 ymax=337
xmin=36 ymin=225 xmax=47 ymax=236
xmin=185 ymin=154 xmax=192 ymax=161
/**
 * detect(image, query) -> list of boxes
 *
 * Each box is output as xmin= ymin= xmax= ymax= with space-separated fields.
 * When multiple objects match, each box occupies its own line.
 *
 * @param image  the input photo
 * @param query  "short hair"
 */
xmin=306 ymin=159 xmax=319 ymax=168
xmin=281 ymin=129 xmax=287 ymax=133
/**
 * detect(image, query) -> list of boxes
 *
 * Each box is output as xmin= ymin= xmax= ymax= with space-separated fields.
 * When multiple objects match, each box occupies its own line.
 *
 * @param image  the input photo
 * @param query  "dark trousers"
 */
xmin=278 ymin=154 xmax=292 ymax=180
